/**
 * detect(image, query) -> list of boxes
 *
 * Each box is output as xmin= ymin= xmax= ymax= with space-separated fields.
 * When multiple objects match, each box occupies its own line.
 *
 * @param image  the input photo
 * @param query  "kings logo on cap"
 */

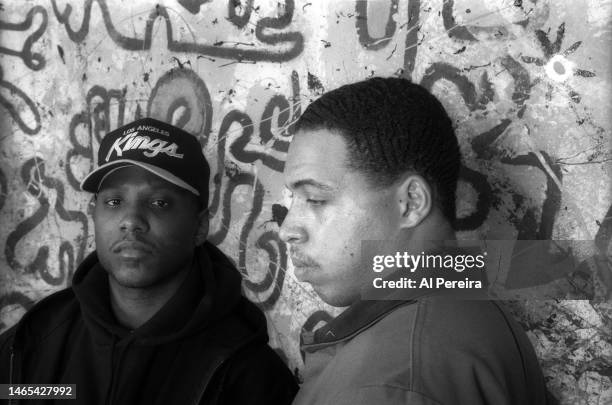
xmin=105 ymin=130 xmax=184 ymax=162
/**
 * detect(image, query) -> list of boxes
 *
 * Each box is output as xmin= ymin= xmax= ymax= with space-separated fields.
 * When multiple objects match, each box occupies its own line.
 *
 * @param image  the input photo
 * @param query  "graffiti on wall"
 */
xmin=51 ymin=0 xmax=304 ymax=61
xmin=0 ymin=0 xmax=610 ymax=402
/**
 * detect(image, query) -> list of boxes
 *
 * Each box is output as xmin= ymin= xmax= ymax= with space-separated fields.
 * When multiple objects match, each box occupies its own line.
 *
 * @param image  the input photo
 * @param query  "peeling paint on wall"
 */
xmin=0 ymin=1 xmax=610 ymax=403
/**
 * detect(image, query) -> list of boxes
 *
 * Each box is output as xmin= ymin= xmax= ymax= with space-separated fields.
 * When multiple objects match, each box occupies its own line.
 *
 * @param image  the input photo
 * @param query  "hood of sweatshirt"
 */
xmin=12 ymin=241 xmax=267 ymax=348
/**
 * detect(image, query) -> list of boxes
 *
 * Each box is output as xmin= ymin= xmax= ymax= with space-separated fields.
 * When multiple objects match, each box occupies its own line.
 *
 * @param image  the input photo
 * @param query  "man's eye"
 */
xmin=105 ymin=198 xmax=121 ymax=207
xmin=306 ymin=199 xmax=325 ymax=206
xmin=151 ymin=199 xmax=169 ymax=208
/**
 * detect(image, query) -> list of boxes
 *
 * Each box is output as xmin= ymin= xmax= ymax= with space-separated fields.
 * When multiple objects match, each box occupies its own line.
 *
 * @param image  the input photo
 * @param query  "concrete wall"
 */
xmin=0 ymin=0 xmax=610 ymax=403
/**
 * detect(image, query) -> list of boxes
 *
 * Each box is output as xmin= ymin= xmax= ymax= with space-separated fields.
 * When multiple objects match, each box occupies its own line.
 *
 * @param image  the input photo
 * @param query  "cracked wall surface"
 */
xmin=0 ymin=1 xmax=611 ymax=403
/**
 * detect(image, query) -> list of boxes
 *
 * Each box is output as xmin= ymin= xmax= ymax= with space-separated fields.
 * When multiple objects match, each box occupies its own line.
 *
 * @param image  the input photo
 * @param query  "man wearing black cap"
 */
xmin=0 ymin=118 xmax=298 ymax=404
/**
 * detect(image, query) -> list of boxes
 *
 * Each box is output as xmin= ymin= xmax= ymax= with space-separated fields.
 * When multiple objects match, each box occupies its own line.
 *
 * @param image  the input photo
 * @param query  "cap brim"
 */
xmin=80 ymin=159 xmax=200 ymax=196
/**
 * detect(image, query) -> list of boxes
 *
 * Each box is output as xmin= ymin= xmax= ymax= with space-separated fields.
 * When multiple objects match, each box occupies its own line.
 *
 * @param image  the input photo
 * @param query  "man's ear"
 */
xmin=195 ymin=208 xmax=210 ymax=246
xmin=396 ymin=175 xmax=432 ymax=229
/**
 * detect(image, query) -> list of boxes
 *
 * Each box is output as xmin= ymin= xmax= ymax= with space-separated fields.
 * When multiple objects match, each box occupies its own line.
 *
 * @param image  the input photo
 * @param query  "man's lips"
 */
xmin=290 ymin=258 xmax=314 ymax=268
xmin=112 ymin=240 xmax=154 ymax=257
xmin=289 ymin=253 xmax=320 ymax=281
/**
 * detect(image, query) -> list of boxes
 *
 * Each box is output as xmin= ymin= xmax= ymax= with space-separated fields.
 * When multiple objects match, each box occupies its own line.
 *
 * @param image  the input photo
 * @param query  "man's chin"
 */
xmin=109 ymin=273 xmax=154 ymax=290
xmin=293 ymin=265 xmax=312 ymax=282
xmin=105 ymin=264 xmax=155 ymax=289
xmin=311 ymin=285 xmax=356 ymax=308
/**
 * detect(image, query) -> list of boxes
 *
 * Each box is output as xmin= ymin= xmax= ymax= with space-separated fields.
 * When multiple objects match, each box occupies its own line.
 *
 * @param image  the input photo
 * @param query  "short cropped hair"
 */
xmin=295 ymin=77 xmax=461 ymax=222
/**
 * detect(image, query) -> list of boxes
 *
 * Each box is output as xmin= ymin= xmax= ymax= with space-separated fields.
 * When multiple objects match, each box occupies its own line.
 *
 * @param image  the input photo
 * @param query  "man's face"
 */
xmin=280 ymin=129 xmax=401 ymax=307
xmin=93 ymin=166 xmax=201 ymax=290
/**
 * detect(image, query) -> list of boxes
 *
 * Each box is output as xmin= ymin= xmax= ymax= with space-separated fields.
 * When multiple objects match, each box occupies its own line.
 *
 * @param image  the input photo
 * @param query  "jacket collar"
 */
xmin=301 ymin=298 xmax=415 ymax=352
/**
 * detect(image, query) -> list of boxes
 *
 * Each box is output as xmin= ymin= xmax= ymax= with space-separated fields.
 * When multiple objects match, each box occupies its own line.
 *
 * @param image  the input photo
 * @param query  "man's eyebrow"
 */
xmin=287 ymin=179 xmax=336 ymax=191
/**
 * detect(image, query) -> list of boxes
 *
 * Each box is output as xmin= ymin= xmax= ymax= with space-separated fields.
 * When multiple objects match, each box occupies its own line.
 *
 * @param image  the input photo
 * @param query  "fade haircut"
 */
xmin=294 ymin=77 xmax=461 ymax=222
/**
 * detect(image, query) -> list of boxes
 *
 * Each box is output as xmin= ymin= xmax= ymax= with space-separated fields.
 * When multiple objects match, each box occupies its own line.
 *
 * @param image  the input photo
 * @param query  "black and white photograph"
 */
xmin=0 ymin=1 xmax=610 ymax=404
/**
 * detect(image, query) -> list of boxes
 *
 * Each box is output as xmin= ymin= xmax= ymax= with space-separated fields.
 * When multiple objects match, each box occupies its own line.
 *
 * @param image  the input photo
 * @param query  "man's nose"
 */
xmin=120 ymin=205 xmax=149 ymax=233
xmin=278 ymin=207 xmax=307 ymax=245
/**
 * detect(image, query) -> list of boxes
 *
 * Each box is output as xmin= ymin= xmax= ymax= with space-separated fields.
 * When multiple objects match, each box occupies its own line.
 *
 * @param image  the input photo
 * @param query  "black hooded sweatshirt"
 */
xmin=0 ymin=242 xmax=298 ymax=405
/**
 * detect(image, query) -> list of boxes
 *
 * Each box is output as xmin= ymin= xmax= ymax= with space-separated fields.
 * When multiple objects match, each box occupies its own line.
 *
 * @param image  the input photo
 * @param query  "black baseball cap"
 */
xmin=81 ymin=117 xmax=210 ymax=206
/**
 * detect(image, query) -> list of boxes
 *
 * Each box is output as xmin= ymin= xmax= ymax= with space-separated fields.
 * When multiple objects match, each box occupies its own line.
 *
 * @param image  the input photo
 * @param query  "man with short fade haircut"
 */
xmin=0 ymin=117 xmax=298 ymax=405
xmin=280 ymin=77 xmax=548 ymax=405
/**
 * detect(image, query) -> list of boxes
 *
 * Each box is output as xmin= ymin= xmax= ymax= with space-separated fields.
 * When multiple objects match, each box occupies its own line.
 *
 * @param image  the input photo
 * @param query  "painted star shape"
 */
xmin=520 ymin=23 xmax=595 ymax=103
